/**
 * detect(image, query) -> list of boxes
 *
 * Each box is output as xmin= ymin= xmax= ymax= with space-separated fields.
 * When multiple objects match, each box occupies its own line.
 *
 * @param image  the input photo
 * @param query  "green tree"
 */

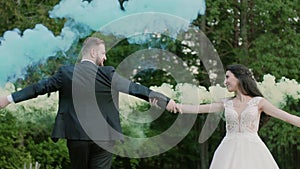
xmin=196 ymin=0 xmax=300 ymax=81
xmin=260 ymin=97 xmax=300 ymax=169
xmin=0 ymin=0 xmax=64 ymax=37
xmin=0 ymin=110 xmax=32 ymax=168
xmin=1 ymin=0 xmax=300 ymax=168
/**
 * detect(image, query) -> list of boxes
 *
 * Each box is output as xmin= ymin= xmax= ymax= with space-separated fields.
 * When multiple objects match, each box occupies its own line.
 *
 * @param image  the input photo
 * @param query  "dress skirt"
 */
xmin=209 ymin=133 xmax=279 ymax=169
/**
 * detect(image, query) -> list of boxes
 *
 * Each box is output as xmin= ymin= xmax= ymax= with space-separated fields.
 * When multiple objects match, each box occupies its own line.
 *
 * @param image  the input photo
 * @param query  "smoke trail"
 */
xmin=50 ymin=0 xmax=206 ymax=35
xmin=0 ymin=24 xmax=77 ymax=86
xmin=0 ymin=0 xmax=206 ymax=86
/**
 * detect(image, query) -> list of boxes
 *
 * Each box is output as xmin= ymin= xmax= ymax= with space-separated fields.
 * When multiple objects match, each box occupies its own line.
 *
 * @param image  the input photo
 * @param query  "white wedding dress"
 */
xmin=209 ymin=97 xmax=279 ymax=169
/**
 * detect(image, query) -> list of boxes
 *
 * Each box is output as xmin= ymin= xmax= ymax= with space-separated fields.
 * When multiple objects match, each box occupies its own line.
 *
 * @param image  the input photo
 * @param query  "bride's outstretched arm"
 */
xmin=176 ymin=102 xmax=224 ymax=114
xmin=260 ymin=98 xmax=300 ymax=128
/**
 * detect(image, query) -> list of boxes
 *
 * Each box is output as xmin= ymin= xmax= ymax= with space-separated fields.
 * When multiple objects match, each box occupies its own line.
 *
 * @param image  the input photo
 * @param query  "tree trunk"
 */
xmin=201 ymin=14 xmax=206 ymax=32
xmin=234 ymin=0 xmax=240 ymax=48
xmin=200 ymin=142 xmax=209 ymax=169
xmin=240 ymin=0 xmax=249 ymax=59
xmin=249 ymin=0 xmax=255 ymax=41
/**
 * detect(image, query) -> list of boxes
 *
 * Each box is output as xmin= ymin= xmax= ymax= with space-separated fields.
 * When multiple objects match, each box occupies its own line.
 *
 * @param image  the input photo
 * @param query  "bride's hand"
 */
xmin=166 ymin=99 xmax=177 ymax=113
xmin=175 ymin=103 xmax=183 ymax=114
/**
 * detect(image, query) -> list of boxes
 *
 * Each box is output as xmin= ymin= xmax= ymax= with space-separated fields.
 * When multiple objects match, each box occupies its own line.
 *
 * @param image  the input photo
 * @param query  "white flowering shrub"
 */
xmin=257 ymin=74 xmax=300 ymax=107
xmin=1 ymin=74 xmax=299 ymax=133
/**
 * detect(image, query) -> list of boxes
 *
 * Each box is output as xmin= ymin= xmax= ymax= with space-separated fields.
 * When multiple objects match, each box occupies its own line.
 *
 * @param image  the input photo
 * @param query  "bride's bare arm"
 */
xmin=176 ymin=102 xmax=224 ymax=114
xmin=260 ymin=98 xmax=300 ymax=128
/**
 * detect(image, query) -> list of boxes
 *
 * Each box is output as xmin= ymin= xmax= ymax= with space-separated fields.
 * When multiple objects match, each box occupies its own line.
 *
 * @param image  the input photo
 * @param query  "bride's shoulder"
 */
xmin=252 ymin=96 xmax=264 ymax=103
xmin=220 ymin=97 xmax=234 ymax=103
xmin=214 ymin=97 xmax=234 ymax=108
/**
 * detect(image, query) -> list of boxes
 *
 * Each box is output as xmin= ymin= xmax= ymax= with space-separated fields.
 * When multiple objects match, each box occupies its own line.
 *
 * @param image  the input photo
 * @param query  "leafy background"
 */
xmin=0 ymin=0 xmax=299 ymax=168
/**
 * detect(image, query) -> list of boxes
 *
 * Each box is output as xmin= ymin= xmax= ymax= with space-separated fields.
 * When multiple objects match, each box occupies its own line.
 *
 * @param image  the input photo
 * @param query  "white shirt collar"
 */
xmin=81 ymin=59 xmax=96 ymax=65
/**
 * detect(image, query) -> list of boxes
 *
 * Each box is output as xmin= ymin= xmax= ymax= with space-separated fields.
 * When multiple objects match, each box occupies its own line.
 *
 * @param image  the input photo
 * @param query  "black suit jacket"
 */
xmin=12 ymin=61 xmax=169 ymax=142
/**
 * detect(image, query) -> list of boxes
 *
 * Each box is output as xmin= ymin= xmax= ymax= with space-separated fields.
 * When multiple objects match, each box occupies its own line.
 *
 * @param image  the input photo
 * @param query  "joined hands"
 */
xmin=149 ymin=98 xmax=182 ymax=114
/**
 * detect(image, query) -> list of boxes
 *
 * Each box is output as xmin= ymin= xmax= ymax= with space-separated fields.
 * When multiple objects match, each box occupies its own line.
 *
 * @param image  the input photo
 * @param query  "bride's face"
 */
xmin=224 ymin=71 xmax=239 ymax=92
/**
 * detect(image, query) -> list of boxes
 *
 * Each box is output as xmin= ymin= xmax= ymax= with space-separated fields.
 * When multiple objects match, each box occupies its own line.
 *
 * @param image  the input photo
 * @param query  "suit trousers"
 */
xmin=67 ymin=140 xmax=115 ymax=169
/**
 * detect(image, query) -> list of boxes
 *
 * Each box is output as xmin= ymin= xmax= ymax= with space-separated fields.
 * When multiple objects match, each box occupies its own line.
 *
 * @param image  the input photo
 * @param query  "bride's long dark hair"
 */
xmin=226 ymin=64 xmax=270 ymax=128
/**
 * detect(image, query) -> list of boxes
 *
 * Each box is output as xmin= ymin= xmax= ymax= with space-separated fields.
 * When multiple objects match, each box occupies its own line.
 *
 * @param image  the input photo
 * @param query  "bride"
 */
xmin=174 ymin=64 xmax=300 ymax=169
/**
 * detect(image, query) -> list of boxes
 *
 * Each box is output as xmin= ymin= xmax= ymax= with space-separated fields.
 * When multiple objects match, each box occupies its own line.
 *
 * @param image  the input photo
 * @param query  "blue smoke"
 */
xmin=0 ymin=0 xmax=206 ymax=86
xmin=0 ymin=24 xmax=77 ymax=85
xmin=50 ymin=0 xmax=205 ymax=31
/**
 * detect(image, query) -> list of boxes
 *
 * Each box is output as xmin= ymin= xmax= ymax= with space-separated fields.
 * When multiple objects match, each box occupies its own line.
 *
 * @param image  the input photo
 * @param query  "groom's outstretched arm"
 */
xmin=108 ymin=67 xmax=176 ymax=111
xmin=0 ymin=67 xmax=63 ymax=109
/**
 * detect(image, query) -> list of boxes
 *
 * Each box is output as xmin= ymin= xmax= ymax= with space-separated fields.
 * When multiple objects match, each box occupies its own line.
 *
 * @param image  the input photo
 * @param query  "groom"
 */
xmin=0 ymin=37 xmax=176 ymax=169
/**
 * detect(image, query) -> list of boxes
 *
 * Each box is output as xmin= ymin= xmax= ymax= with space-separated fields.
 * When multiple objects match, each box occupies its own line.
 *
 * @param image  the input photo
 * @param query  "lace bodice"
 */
xmin=224 ymin=97 xmax=263 ymax=134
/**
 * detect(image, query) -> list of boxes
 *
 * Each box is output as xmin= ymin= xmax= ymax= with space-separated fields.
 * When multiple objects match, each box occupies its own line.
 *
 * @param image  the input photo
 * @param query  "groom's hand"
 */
xmin=0 ymin=96 xmax=10 ymax=109
xmin=150 ymin=98 xmax=176 ymax=112
xmin=149 ymin=98 xmax=160 ymax=109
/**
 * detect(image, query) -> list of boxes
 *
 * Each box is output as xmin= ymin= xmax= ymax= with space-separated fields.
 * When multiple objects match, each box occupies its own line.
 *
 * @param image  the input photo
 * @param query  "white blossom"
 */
xmin=0 ymin=73 xmax=299 ymax=138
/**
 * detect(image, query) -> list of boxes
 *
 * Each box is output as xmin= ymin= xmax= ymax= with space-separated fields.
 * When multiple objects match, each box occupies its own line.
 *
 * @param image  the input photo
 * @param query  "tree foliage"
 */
xmin=0 ymin=0 xmax=64 ymax=37
xmin=196 ymin=0 xmax=300 ymax=82
xmin=0 ymin=0 xmax=299 ymax=168
xmin=0 ymin=109 xmax=70 ymax=169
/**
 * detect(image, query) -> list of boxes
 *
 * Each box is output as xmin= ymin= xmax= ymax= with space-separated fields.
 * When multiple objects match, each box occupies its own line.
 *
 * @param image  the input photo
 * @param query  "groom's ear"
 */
xmin=90 ymin=48 xmax=96 ymax=58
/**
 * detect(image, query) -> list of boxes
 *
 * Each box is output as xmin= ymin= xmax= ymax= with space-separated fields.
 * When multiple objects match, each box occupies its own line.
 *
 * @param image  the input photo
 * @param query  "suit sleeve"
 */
xmin=109 ymin=67 xmax=170 ymax=108
xmin=12 ymin=67 xmax=63 ymax=103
